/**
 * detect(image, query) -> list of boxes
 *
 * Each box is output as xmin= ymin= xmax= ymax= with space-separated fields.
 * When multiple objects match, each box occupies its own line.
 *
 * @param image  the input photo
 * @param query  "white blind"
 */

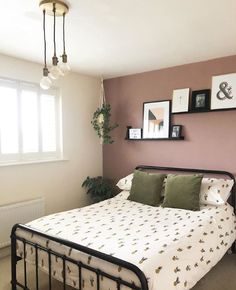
xmin=0 ymin=78 xmax=62 ymax=164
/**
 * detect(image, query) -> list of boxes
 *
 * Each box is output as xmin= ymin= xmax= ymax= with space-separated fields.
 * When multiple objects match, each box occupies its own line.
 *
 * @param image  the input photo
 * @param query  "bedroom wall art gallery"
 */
xmin=104 ymin=55 xmax=236 ymax=180
xmin=124 ymin=71 xmax=235 ymax=141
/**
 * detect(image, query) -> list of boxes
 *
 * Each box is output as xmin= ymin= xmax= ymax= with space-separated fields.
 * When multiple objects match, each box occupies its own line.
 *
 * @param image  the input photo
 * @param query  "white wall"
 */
xmin=0 ymin=54 xmax=102 ymax=214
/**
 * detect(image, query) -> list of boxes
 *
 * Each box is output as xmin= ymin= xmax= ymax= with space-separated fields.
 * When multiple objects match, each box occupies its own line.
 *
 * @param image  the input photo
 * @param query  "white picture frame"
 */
xmin=129 ymin=128 xmax=142 ymax=139
xmin=211 ymin=73 xmax=236 ymax=110
xmin=143 ymin=100 xmax=170 ymax=139
xmin=172 ymin=88 xmax=190 ymax=113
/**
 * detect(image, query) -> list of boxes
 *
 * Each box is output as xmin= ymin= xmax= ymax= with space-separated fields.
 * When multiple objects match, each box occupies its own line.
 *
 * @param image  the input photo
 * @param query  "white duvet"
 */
xmin=17 ymin=192 xmax=236 ymax=290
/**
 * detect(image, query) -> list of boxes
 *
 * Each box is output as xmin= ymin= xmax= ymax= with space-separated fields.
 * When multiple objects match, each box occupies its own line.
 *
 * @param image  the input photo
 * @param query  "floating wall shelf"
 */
xmin=125 ymin=137 xmax=184 ymax=141
xmin=172 ymin=107 xmax=236 ymax=115
xmin=125 ymin=102 xmax=236 ymax=142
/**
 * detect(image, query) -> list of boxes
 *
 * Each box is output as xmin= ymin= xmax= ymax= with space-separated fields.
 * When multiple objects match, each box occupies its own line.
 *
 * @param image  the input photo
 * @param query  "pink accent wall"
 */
xmin=103 ymin=55 xmax=236 ymax=180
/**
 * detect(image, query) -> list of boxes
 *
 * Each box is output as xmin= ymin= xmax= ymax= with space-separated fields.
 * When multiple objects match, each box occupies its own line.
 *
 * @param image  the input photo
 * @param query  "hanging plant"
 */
xmin=91 ymin=78 xmax=118 ymax=144
xmin=92 ymin=103 xmax=118 ymax=144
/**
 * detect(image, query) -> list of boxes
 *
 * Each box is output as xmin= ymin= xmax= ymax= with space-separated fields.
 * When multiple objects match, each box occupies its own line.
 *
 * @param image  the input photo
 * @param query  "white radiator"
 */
xmin=0 ymin=197 xmax=45 ymax=248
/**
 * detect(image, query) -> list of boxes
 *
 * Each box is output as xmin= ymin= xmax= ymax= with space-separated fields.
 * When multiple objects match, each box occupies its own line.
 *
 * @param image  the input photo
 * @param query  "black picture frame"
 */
xmin=191 ymin=89 xmax=211 ymax=112
xmin=142 ymin=100 xmax=171 ymax=139
xmin=171 ymin=125 xmax=182 ymax=138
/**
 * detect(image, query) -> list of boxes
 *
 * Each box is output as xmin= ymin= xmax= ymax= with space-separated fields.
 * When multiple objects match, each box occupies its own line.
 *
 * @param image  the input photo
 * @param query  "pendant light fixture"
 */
xmin=39 ymin=0 xmax=70 ymax=90
xmin=49 ymin=3 xmax=63 ymax=80
xmin=59 ymin=12 xmax=71 ymax=75
xmin=40 ymin=9 xmax=52 ymax=90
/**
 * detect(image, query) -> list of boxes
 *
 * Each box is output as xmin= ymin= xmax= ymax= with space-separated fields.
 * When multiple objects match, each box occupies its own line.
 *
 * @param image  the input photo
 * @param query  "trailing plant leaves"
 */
xmin=91 ymin=103 xmax=118 ymax=144
xmin=82 ymin=176 xmax=115 ymax=203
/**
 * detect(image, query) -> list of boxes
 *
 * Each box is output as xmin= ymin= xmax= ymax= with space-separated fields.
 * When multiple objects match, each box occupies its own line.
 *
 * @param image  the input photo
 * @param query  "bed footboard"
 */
xmin=11 ymin=224 xmax=149 ymax=290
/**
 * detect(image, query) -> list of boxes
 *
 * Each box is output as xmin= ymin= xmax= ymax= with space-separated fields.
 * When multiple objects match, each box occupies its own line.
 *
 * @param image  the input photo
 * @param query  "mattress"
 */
xmin=17 ymin=191 xmax=236 ymax=290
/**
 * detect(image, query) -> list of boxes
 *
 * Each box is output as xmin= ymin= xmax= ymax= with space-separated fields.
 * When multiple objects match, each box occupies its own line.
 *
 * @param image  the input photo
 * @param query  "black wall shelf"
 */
xmin=172 ymin=107 xmax=236 ymax=115
xmin=125 ymin=94 xmax=236 ymax=142
xmin=125 ymin=137 xmax=184 ymax=141
xmin=125 ymin=104 xmax=236 ymax=142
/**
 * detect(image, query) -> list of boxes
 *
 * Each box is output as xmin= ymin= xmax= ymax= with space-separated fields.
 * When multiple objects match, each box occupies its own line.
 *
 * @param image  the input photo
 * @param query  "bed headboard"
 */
xmin=135 ymin=165 xmax=236 ymax=213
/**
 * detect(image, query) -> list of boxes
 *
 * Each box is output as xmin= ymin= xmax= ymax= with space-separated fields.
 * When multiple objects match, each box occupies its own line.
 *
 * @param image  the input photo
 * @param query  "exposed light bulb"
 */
xmin=98 ymin=113 xmax=104 ymax=124
xmin=49 ymin=65 xmax=64 ymax=80
xmin=59 ymin=61 xmax=71 ymax=75
xmin=40 ymin=76 xmax=52 ymax=90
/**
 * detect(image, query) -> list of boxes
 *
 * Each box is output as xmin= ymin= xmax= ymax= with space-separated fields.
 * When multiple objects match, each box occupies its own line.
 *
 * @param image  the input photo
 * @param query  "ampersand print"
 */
xmin=216 ymin=82 xmax=233 ymax=100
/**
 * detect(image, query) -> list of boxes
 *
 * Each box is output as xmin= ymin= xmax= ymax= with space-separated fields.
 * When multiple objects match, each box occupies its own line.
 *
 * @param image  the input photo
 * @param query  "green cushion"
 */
xmin=128 ymin=170 xmax=166 ymax=206
xmin=162 ymin=174 xmax=203 ymax=211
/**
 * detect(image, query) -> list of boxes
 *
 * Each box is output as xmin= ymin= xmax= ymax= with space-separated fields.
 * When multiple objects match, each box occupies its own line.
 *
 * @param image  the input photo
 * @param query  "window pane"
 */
xmin=41 ymin=94 xmax=56 ymax=152
xmin=0 ymin=87 xmax=18 ymax=154
xmin=21 ymin=90 xmax=39 ymax=153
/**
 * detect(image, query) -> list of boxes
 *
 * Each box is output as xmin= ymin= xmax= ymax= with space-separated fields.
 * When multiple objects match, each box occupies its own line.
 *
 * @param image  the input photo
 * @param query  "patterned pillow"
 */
xmin=116 ymin=174 xmax=133 ymax=191
xmin=161 ymin=177 xmax=167 ymax=196
xmin=200 ymin=178 xmax=234 ymax=205
xmin=116 ymin=173 xmax=167 ymax=192
xmin=114 ymin=191 xmax=130 ymax=200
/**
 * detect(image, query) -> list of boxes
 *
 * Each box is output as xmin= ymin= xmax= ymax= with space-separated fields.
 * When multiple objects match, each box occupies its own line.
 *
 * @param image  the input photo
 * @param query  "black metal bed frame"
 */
xmin=11 ymin=165 xmax=236 ymax=290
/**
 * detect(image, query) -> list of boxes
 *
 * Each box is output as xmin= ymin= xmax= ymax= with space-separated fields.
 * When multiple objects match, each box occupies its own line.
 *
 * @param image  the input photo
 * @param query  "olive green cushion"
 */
xmin=162 ymin=174 xmax=203 ymax=211
xmin=128 ymin=170 xmax=166 ymax=206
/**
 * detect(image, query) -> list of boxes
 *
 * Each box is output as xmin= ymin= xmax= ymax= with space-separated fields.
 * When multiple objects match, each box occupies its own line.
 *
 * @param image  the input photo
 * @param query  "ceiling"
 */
xmin=0 ymin=0 xmax=236 ymax=78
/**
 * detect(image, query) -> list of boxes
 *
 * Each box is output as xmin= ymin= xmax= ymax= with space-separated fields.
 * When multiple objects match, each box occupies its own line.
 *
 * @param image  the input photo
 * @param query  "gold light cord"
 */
xmin=43 ymin=9 xmax=47 ymax=69
xmin=53 ymin=3 xmax=57 ymax=58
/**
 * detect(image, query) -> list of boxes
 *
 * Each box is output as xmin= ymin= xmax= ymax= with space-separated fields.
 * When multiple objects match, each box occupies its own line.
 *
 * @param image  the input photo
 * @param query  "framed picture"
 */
xmin=211 ymin=73 xmax=236 ymax=110
xmin=143 ymin=100 xmax=171 ymax=139
xmin=129 ymin=128 xmax=142 ymax=139
xmin=172 ymin=88 xmax=190 ymax=113
xmin=191 ymin=89 xmax=210 ymax=112
xmin=171 ymin=125 xmax=182 ymax=138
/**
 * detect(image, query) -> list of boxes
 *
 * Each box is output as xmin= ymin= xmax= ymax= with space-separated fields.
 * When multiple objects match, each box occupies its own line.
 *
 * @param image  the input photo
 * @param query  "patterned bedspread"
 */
xmin=17 ymin=192 xmax=236 ymax=290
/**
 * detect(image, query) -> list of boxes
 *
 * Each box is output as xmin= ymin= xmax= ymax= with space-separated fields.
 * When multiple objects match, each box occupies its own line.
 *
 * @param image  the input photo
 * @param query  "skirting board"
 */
xmin=0 ymin=246 xmax=10 ymax=259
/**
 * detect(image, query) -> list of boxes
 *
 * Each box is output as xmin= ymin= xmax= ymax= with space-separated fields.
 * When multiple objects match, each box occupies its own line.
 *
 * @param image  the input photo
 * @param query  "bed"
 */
xmin=11 ymin=165 xmax=236 ymax=290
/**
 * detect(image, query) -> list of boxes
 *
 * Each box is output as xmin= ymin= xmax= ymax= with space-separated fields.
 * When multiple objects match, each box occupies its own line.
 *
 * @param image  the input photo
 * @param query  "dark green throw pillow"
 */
xmin=128 ymin=170 xmax=166 ymax=206
xmin=162 ymin=174 xmax=203 ymax=211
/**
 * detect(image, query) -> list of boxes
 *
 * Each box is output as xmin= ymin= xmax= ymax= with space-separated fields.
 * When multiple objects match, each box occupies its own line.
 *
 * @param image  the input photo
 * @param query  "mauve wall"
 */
xmin=103 ymin=55 xmax=236 ymax=181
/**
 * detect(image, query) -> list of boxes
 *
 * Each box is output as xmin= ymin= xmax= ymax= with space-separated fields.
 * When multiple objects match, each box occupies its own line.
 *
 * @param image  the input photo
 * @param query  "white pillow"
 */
xmin=116 ymin=174 xmax=133 ymax=191
xmin=114 ymin=191 xmax=130 ymax=200
xmin=200 ymin=177 xmax=234 ymax=205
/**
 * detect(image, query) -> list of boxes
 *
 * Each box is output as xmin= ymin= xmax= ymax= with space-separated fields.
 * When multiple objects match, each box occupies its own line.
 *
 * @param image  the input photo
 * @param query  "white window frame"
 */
xmin=0 ymin=77 xmax=62 ymax=165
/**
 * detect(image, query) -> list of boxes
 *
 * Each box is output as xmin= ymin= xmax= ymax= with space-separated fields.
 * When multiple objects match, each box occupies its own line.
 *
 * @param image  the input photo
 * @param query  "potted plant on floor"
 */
xmin=82 ymin=176 xmax=115 ymax=203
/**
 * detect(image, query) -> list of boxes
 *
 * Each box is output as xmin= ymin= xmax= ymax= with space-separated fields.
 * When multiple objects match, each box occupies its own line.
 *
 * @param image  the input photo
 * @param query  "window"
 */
xmin=0 ymin=78 xmax=62 ymax=164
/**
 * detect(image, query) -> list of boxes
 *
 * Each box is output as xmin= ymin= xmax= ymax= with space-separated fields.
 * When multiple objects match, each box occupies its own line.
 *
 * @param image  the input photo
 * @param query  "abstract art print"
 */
xmin=143 ymin=100 xmax=170 ymax=138
xmin=211 ymin=73 xmax=236 ymax=110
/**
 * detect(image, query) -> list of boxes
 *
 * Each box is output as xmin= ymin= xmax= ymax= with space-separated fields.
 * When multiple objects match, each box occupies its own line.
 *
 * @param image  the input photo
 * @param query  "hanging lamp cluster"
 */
xmin=39 ymin=0 xmax=70 ymax=90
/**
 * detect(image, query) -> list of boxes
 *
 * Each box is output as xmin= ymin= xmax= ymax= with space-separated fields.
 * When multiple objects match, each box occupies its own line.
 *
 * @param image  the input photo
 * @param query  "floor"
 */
xmin=0 ymin=254 xmax=235 ymax=290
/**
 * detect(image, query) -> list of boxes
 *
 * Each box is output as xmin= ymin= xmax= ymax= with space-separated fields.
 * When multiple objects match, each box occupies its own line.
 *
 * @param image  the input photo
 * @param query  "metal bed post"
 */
xmin=11 ymin=226 xmax=17 ymax=290
xmin=230 ymin=183 xmax=236 ymax=253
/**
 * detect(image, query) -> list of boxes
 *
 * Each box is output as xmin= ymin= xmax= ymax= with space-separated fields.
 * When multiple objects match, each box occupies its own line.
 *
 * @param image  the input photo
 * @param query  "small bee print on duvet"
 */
xmin=155 ymin=266 xmax=162 ymax=274
xmin=174 ymin=277 xmax=180 ymax=286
